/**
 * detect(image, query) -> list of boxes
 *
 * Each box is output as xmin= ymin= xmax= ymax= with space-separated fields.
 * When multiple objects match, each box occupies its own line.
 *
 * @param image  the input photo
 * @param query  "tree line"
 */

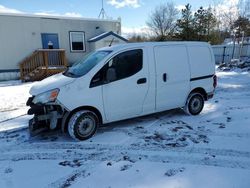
xmin=128 ymin=2 xmax=250 ymax=45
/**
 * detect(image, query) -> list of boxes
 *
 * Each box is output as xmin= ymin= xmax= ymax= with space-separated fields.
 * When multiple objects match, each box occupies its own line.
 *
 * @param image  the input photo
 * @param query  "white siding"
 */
xmin=0 ymin=14 xmax=121 ymax=75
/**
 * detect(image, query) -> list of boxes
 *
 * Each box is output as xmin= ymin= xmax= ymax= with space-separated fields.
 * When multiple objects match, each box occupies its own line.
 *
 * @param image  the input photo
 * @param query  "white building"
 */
xmin=0 ymin=13 xmax=127 ymax=81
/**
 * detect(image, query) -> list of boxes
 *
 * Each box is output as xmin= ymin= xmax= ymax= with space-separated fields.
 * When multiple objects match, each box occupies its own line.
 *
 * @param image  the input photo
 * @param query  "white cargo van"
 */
xmin=27 ymin=42 xmax=217 ymax=140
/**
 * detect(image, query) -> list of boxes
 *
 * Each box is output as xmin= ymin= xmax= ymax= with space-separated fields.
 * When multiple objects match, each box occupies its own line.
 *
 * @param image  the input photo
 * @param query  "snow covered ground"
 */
xmin=0 ymin=70 xmax=250 ymax=188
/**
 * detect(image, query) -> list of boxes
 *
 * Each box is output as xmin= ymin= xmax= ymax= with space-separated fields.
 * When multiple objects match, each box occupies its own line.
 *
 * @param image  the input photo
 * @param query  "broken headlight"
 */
xmin=32 ymin=89 xmax=59 ymax=104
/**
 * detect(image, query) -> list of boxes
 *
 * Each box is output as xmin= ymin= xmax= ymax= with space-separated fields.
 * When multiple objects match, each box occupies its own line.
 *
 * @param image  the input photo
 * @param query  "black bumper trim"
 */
xmin=27 ymin=104 xmax=44 ymax=115
xmin=26 ymin=96 xmax=34 ymax=106
xmin=207 ymin=93 xmax=214 ymax=99
xmin=190 ymin=74 xmax=214 ymax=81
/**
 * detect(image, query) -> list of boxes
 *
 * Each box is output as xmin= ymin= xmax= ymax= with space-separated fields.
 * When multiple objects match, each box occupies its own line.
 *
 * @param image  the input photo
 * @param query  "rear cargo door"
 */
xmin=154 ymin=45 xmax=190 ymax=111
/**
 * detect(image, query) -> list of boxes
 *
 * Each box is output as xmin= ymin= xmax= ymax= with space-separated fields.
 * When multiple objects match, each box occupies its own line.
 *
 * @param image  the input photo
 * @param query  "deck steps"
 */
xmin=19 ymin=49 xmax=67 ymax=82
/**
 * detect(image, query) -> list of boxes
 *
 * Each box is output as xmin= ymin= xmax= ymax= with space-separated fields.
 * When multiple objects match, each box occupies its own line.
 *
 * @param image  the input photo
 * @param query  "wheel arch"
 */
xmin=61 ymin=106 xmax=103 ymax=133
xmin=189 ymin=87 xmax=208 ymax=101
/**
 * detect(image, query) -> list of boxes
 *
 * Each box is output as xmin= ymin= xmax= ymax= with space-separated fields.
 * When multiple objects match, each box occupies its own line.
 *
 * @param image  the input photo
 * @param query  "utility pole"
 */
xmin=239 ymin=31 xmax=245 ymax=60
xmin=98 ymin=0 xmax=107 ymax=19
xmin=231 ymin=30 xmax=236 ymax=61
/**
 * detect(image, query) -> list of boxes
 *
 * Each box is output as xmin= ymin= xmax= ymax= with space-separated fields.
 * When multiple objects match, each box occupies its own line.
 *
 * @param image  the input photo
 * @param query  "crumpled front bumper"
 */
xmin=26 ymin=96 xmax=65 ymax=134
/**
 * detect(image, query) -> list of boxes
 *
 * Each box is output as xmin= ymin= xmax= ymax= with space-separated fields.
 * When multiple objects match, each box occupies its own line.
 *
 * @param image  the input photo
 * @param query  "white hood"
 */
xmin=30 ymin=73 xmax=75 ymax=96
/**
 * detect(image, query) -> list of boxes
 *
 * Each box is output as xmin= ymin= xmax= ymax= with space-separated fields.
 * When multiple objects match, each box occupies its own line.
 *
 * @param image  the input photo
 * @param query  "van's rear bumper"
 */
xmin=207 ymin=92 xmax=214 ymax=100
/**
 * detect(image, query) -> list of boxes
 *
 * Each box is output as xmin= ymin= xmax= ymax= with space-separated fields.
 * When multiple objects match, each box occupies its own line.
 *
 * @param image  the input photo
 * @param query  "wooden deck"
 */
xmin=19 ymin=49 xmax=68 ymax=82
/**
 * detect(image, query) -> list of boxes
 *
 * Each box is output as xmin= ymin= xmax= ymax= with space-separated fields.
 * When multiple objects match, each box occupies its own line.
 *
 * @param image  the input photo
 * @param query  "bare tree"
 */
xmin=239 ymin=0 xmax=250 ymax=18
xmin=146 ymin=2 xmax=179 ymax=40
xmin=213 ymin=0 xmax=239 ymax=32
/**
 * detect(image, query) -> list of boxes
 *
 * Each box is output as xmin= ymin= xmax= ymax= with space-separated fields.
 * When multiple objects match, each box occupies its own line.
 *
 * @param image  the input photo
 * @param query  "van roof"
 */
xmin=100 ymin=41 xmax=211 ymax=51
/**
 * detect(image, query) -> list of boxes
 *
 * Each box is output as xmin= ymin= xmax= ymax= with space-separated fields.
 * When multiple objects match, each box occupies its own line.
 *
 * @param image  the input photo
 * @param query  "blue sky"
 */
xmin=0 ymin=0 xmax=234 ymax=34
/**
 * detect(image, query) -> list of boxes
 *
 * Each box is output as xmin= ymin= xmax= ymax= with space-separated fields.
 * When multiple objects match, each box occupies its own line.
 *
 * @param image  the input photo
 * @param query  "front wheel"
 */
xmin=67 ymin=110 xmax=99 ymax=141
xmin=184 ymin=92 xmax=204 ymax=115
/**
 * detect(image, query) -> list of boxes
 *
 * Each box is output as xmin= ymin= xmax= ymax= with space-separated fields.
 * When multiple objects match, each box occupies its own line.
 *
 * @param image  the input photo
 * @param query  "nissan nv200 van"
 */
xmin=26 ymin=42 xmax=217 ymax=140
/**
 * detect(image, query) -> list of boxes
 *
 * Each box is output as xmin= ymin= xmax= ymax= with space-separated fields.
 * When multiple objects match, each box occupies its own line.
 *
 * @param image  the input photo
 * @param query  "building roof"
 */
xmin=0 ymin=12 xmax=120 ymax=23
xmin=88 ymin=31 xmax=128 ymax=42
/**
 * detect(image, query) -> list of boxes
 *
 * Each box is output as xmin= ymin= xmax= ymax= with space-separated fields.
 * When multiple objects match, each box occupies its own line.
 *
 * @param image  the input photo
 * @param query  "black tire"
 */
xmin=184 ymin=92 xmax=204 ymax=115
xmin=67 ymin=110 xmax=99 ymax=141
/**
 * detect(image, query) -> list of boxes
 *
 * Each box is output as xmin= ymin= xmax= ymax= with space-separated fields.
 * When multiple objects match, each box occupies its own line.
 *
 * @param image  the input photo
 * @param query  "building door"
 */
xmin=41 ymin=33 xmax=59 ymax=49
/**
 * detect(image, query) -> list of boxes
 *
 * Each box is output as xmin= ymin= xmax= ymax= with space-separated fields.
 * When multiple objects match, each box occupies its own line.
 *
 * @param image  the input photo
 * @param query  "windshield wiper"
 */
xmin=63 ymin=70 xmax=76 ymax=77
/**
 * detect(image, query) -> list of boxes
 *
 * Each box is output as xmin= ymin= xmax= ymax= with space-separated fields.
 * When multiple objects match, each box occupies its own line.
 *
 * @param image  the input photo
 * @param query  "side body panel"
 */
xmin=141 ymin=46 xmax=157 ymax=114
xmin=187 ymin=44 xmax=215 ymax=94
xmin=57 ymin=74 xmax=105 ymax=120
xmin=154 ymin=45 xmax=191 ymax=111
xmin=102 ymin=47 xmax=150 ymax=122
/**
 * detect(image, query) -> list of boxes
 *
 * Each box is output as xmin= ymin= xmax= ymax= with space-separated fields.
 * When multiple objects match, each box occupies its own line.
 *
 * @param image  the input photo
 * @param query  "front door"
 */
xmin=41 ymin=33 xmax=59 ymax=49
xmin=103 ymin=49 xmax=149 ymax=121
xmin=154 ymin=45 xmax=190 ymax=111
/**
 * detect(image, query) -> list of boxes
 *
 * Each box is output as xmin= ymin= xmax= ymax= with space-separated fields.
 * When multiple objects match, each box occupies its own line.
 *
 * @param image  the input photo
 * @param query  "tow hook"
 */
xmin=49 ymin=111 xmax=58 ymax=130
xmin=29 ymin=111 xmax=62 ymax=137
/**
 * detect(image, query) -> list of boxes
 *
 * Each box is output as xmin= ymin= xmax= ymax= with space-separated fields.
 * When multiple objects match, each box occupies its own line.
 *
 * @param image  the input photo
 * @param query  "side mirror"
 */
xmin=106 ymin=67 xmax=116 ymax=83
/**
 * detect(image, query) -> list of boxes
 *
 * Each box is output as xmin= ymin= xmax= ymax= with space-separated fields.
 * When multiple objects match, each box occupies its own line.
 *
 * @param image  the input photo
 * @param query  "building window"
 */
xmin=69 ymin=31 xmax=85 ymax=52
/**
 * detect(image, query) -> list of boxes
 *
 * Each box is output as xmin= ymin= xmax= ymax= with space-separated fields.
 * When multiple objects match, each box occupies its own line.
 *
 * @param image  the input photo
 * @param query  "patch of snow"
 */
xmin=0 ymin=70 xmax=250 ymax=187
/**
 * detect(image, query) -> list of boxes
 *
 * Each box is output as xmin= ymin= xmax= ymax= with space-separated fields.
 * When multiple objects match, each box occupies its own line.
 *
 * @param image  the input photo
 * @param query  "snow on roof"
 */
xmin=88 ymin=31 xmax=128 ymax=42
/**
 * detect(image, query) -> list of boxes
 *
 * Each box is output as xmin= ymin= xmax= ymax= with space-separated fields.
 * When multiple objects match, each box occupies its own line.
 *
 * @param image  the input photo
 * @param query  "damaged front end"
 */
xmin=26 ymin=89 xmax=66 ymax=136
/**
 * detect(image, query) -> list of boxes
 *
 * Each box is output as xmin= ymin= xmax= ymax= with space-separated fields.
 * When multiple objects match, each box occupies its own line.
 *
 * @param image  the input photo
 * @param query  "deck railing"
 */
xmin=19 ymin=49 xmax=67 ymax=81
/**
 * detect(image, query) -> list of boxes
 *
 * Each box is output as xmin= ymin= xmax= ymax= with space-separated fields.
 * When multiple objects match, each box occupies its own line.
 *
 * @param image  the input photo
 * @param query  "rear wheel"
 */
xmin=67 ymin=110 xmax=99 ymax=141
xmin=184 ymin=92 xmax=204 ymax=115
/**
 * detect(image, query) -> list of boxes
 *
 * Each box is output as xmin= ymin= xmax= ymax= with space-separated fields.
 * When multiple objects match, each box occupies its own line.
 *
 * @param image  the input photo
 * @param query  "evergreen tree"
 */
xmin=194 ymin=7 xmax=217 ymax=41
xmin=176 ymin=4 xmax=196 ymax=40
xmin=194 ymin=6 xmax=206 ymax=40
xmin=232 ymin=16 xmax=250 ymax=37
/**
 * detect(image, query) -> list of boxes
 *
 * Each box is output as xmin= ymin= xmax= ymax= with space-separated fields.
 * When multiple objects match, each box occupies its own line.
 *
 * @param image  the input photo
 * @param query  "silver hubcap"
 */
xmin=190 ymin=97 xmax=201 ymax=113
xmin=77 ymin=117 xmax=95 ymax=136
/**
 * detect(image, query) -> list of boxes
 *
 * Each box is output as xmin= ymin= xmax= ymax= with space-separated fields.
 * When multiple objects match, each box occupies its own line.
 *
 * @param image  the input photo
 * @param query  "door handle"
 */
xmin=163 ymin=73 xmax=167 ymax=82
xmin=137 ymin=78 xmax=147 ymax=84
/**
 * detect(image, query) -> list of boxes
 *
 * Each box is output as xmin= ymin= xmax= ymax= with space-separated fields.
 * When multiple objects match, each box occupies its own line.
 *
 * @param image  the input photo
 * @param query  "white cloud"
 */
xmin=34 ymin=11 xmax=82 ymax=17
xmin=107 ymin=0 xmax=141 ymax=9
xmin=0 ymin=4 xmax=82 ymax=18
xmin=64 ymin=12 xmax=82 ymax=17
xmin=121 ymin=25 xmax=152 ymax=38
xmin=0 ymin=5 xmax=23 ymax=13
xmin=34 ymin=11 xmax=56 ymax=16
xmin=175 ymin=5 xmax=186 ymax=11
xmin=228 ymin=0 xmax=239 ymax=5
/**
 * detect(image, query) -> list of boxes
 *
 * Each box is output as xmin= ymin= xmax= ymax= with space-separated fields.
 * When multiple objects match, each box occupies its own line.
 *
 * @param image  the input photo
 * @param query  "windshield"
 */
xmin=64 ymin=50 xmax=112 ymax=78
